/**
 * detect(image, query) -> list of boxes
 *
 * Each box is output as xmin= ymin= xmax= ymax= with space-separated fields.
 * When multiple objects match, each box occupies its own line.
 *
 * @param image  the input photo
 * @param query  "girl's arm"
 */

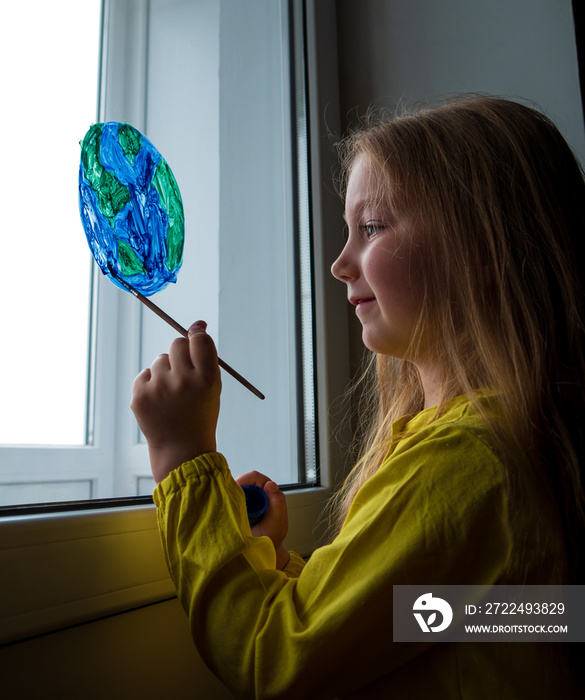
xmin=131 ymin=322 xmax=291 ymax=570
xmin=153 ymin=436 xmax=514 ymax=699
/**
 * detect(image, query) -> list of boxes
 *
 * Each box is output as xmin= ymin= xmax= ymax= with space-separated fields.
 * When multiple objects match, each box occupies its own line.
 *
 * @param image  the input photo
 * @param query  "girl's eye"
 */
xmin=363 ymin=221 xmax=384 ymax=238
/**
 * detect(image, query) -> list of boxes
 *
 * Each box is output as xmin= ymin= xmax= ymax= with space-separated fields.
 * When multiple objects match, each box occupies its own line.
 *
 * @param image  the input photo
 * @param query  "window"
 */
xmin=0 ymin=0 xmax=321 ymax=509
xmin=0 ymin=0 xmax=346 ymax=649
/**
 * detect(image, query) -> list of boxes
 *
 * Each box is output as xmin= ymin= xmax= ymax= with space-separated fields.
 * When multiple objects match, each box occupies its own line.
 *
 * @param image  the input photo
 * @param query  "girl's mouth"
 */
xmin=350 ymin=297 xmax=375 ymax=307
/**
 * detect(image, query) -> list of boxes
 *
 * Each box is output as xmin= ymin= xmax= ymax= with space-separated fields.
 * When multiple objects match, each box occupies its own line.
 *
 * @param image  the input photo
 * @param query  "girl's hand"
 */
xmin=131 ymin=321 xmax=221 ymax=483
xmin=236 ymin=470 xmax=290 ymax=570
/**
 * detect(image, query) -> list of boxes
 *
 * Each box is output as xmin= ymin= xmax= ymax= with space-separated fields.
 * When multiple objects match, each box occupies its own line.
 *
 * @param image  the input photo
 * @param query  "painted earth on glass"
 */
xmin=78 ymin=122 xmax=184 ymax=296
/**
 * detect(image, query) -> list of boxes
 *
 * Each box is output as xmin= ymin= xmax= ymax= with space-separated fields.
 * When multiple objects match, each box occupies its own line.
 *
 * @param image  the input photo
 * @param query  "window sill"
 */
xmin=0 ymin=487 xmax=329 ymax=646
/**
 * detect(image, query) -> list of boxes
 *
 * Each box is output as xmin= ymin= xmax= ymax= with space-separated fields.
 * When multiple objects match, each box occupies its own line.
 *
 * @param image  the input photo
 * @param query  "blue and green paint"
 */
xmin=79 ymin=122 xmax=184 ymax=296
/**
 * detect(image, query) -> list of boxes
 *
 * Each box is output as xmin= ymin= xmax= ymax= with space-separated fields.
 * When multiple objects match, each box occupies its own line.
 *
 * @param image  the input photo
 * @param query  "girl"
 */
xmin=131 ymin=96 xmax=585 ymax=698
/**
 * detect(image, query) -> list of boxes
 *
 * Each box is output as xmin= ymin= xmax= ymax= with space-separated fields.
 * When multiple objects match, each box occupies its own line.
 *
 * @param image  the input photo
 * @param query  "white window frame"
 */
xmin=0 ymin=0 xmax=349 ymax=648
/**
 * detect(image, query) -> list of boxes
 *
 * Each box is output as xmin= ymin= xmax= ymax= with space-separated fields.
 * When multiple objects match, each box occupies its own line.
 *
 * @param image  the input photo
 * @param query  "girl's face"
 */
xmin=331 ymin=154 xmax=426 ymax=360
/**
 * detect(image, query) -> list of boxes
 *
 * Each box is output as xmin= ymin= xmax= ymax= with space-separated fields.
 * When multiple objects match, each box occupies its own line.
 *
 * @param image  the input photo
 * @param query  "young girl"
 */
xmin=131 ymin=96 xmax=585 ymax=698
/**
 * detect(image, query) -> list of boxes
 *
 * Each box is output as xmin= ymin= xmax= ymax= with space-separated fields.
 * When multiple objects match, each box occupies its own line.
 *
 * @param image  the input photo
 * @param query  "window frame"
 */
xmin=0 ymin=0 xmax=350 ymax=647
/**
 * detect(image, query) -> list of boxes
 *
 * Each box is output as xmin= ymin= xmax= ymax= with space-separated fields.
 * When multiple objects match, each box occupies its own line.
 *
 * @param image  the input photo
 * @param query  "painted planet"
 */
xmin=78 ymin=122 xmax=184 ymax=296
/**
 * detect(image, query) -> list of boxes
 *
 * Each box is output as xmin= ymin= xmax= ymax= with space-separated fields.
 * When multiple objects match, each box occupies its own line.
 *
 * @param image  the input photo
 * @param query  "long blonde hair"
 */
xmin=329 ymin=96 xmax=585 ymax=582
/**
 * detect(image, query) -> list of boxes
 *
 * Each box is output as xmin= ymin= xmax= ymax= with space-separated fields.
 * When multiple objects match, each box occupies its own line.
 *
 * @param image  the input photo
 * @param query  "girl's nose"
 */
xmin=331 ymin=242 xmax=357 ymax=282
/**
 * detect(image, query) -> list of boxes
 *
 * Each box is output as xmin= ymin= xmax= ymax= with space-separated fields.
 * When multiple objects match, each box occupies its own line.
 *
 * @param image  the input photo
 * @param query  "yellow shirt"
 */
xmin=154 ymin=396 xmax=573 ymax=699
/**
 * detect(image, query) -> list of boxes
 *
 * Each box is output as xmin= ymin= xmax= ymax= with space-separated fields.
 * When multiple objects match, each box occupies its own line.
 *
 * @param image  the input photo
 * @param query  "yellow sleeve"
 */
xmin=282 ymin=550 xmax=306 ymax=578
xmin=154 ymin=424 xmax=513 ymax=699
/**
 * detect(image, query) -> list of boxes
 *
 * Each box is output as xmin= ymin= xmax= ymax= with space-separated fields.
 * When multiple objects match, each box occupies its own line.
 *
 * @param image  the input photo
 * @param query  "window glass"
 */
xmin=0 ymin=0 xmax=101 ymax=445
xmin=0 ymin=0 xmax=317 ymax=509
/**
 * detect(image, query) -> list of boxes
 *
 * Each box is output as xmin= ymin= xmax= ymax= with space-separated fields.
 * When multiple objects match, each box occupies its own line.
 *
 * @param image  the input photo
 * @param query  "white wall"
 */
xmin=337 ymin=0 xmax=585 ymax=162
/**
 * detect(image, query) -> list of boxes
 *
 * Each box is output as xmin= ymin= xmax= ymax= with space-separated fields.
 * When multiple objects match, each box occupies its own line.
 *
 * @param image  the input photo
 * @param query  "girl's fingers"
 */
xmin=235 ymin=470 xmax=271 ymax=488
xmin=188 ymin=323 xmax=221 ymax=387
xmin=252 ymin=480 xmax=288 ymax=557
xmin=236 ymin=472 xmax=288 ymax=548
xmin=262 ymin=481 xmax=287 ymax=523
xmin=160 ymin=322 xmax=221 ymax=391
xmin=150 ymin=352 xmax=172 ymax=373
xmin=133 ymin=366 xmax=151 ymax=386
xmin=168 ymin=337 xmax=192 ymax=372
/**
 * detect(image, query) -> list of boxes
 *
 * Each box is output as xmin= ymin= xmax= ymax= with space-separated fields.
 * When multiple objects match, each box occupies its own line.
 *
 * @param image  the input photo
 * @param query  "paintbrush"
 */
xmin=108 ymin=267 xmax=265 ymax=400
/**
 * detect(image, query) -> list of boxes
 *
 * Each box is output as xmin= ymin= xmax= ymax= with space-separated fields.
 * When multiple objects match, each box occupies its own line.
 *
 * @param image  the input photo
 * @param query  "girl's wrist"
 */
xmin=149 ymin=441 xmax=217 ymax=483
xmin=275 ymin=544 xmax=290 ymax=571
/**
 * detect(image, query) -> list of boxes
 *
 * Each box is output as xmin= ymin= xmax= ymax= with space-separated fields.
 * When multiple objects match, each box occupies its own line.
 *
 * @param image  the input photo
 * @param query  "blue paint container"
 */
xmin=243 ymin=484 xmax=268 ymax=527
